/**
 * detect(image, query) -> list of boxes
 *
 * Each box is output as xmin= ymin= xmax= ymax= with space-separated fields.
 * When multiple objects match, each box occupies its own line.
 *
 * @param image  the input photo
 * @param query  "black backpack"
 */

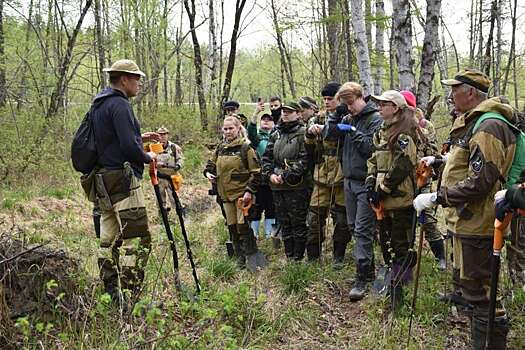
xmin=71 ymin=104 xmax=98 ymax=174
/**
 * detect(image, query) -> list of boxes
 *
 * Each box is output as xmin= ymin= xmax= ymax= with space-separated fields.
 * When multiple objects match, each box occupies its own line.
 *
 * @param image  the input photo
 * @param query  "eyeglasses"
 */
xmin=377 ymin=101 xmax=395 ymax=108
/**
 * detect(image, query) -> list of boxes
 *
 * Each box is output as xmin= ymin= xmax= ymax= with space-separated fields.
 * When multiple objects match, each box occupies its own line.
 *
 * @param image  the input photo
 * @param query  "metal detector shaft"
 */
xmin=158 ymin=172 xmax=201 ymax=294
xmin=150 ymin=160 xmax=181 ymax=290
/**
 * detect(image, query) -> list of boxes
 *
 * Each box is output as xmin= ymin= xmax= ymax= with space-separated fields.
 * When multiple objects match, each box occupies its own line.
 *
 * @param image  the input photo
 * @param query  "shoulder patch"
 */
xmin=470 ymin=148 xmax=485 ymax=174
xmin=398 ymin=135 xmax=410 ymax=150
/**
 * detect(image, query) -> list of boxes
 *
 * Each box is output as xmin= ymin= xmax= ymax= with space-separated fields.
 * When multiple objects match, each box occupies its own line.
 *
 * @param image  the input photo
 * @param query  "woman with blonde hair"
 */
xmin=204 ymin=116 xmax=262 ymax=270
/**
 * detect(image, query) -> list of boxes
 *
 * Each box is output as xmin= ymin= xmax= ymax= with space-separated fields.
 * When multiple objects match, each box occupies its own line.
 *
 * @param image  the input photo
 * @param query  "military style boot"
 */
xmin=306 ymin=243 xmax=321 ymax=262
xmin=429 ymin=239 xmax=447 ymax=271
xmin=332 ymin=241 xmax=347 ymax=270
xmin=471 ymin=311 xmax=509 ymax=350
xmin=294 ymin=238 xmax=306 ymax=261
xmin=349 ymin=265 xmax=369 ymax=301
xmin=283 ymin=239 xmax=295 ymax=260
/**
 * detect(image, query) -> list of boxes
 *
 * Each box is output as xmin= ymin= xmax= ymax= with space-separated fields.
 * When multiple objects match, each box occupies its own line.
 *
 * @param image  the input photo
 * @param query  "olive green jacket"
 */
xmin=205 ymin=137 xmax=260 ymax=202
xmin=437 ymin=97 xmax=516 ymax=238
xmin=366 ymin=117 xmax=418 ymax=210
xmin=305 ymin=111 xmax=344 ymax=186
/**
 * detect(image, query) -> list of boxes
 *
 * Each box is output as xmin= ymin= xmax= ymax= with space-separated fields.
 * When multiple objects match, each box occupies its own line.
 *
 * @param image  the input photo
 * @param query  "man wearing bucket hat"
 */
xmin=413 ymin=69 xmax=516 ymax=349
xmin=91 ymin=59 xmax=157 ymax=309
xmin=156 ymin=126 xmax=184 ymax=212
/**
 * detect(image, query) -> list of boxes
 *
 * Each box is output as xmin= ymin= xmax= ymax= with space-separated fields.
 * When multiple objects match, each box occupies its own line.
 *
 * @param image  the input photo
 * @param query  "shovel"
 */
xmin=237 ymin=198 xmax=268 ymax=272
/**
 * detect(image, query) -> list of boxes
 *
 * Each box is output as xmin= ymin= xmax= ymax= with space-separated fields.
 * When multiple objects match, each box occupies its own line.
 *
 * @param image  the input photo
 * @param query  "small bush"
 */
xmin=278 ymin=263 xmax=318 ymax=295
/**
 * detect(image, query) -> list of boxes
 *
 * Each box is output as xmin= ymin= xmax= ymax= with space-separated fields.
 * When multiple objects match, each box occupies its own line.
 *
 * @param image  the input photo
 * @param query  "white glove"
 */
xmin=420 ymin=156 xmax=435 ymax=166
xmin=441 ymin=153 xmax=449 ymax=163
xmin=494 ymin=189 xmax=507 ymax=203
xmin=413 ymin=192 xmax=437 ymax=213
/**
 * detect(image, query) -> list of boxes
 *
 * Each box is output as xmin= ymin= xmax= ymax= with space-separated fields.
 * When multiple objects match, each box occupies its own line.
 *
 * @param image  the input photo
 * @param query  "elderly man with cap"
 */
xmin=262 ymin=101 xmax=310 ymax=261
xmin=156 ymin=126 xmax=184 ymax=212
xmin=91 ymin=59 xmax=158 ymax=309
xmin=413 ymin=69 xmax=516 ymax=349
xmin=247 ymin=101 xmax=276 ymax=238
xmin=304 ymin=82 xmax=351 ymax=267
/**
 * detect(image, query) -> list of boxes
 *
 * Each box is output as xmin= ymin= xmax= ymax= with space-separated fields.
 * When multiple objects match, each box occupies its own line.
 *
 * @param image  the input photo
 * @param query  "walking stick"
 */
xmin=148 ymin=144 xmax=181 ymax=291
xmin=407 ymin=161 xmax=432 ymax=346
xmin=486 ymin=212 xmax=512 ymax=349
xmin=158 ymin=172 xmax=201 ymax=294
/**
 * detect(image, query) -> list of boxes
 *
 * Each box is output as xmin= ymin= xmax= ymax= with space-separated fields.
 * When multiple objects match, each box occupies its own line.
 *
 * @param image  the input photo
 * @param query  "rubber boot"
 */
xmin=250 ymin=220 xmax=261 ymax=239
xmin=332 ymin=241 xmax=347 ymax=270
xmin=264 ymin=218 xmax=275 ymax=238
xmin=429 ymin=239 xmax=447 ymax=271
xmin=294 ymin=238 xmax=306 ymax=261
xmin=93 ymin=213 xmax=101 ymax=239
xmin=471 ymin=312 xmax=509 ymax=350
xmin=306 ymin=243 xmax=321 ymax=262
xmin=283 ymin=238 xmax=295 ymax=260
xmin=272 ymin=223 xmax=281 ymax=249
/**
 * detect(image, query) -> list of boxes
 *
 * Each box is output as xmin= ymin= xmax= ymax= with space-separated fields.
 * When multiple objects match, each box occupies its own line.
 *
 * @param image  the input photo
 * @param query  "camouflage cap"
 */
xmin=281 ymin=101 xmax=302 ymax=112
xmin=441 ymin=69 xmax=491 ymax=93
xmin=103 ymin=59 xmax=146 ymax=77
xmin=157 ymin=126 xmax=170 ymax=134
xmin=371 ymin=90 xmax=408 ymax=108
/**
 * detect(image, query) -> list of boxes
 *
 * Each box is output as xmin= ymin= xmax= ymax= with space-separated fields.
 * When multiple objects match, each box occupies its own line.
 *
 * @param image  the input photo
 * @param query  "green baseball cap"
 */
xmin=281 ymin=101 xmax=302 ymax=112
xmin=103 ymin=59 xmax=146 ymax=77
xmin=441 ymin=69 xmax=491 ymax=93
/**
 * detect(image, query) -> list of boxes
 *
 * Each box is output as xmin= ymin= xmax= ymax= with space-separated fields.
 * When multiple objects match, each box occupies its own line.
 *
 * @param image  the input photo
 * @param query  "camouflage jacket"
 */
xmin=437 ymin=97 xmax=516 ymax=238
xmin=304 ymin=111 xmax=344 ymax=186
xmin=157 ymin=141 xmax=183 ymax=176
xmin=261 ymin=120 xmax=309 ymax=190
xmin=204 ymin=136 xmax=260 ymax=202
xmin=366 ymin=117 xmax=418 ymax=210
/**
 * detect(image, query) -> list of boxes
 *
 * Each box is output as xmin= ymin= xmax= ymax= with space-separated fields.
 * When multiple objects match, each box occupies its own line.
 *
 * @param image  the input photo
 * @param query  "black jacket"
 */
xmin=324 ymin=101 xmax=382 ymax=181
xmin=92 ymin=87 xmax=151 ymax=178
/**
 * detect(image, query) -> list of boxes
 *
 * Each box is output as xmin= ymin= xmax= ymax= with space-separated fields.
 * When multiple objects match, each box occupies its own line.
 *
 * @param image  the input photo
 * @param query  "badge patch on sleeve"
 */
xmin=398 ymin=137 xmax=409 ymax=150
xmin=470 ymin=148 xmax=485 ymax=174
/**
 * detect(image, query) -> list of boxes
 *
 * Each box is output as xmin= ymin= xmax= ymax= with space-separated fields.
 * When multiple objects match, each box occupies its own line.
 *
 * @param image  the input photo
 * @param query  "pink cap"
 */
xmin=400 ymin=90 xmax=416 ymax=108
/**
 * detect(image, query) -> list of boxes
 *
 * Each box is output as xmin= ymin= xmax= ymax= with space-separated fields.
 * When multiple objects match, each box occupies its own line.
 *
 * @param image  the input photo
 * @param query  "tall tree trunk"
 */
xmin=207 ymin=0 xmax=218 ymax=109
xmin=373 ymin=0 xmax=385 ymax=94
xmin=220 ymin=0 xmax=247 ymax=106
xmin=416 ymin=0 xmax=441 ymax=110
xmin=482 ymin=0 xmax=497 ymax=77
xmin=327 ymin=0 xmax=340 ymax=82
xmin=162 ymin=0 xmax=169 ymax=104
xmin=342 ymin=0 xmax=354 ymax=81
xmin=392 ymin=0 xmax=415 ymax=90
xmin=388 ymin=16 xmax=395 ymax=90
xmin=174 ymin=2 xmax=183 ymax=106
xmin=0 ymin=0 xmax=6 ymax=107
xmin=502 ymin=0 xmax=516 ymax=97
xmin=94 ymin=0 xmax=106 ymax=89
xmin=364 ymin=0 xmax=372 ymax=54
xmin=350 ymin=0 xmax=373 ymax=95
xmin=468 ymin=0 xmax=477 ymax=66
xmin=493 ymin=0 xmax=503 ymax=95
xmin=183 ymin=0 xmax=208 ymax=130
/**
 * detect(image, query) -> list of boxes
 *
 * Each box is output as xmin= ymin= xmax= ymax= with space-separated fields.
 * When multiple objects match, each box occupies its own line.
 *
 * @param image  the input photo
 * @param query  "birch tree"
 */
xmin=327 ymin=0 xmax=341 ymax=82
xmin=350 ymin=0 xmax=373 ymax=95
xmin=416 ymin=0 xmax=441 ymax=110
xmin=373 ymin=0 xmax=385 ymax=94
xmin=392 ymin=0 xmax=415 ymax=90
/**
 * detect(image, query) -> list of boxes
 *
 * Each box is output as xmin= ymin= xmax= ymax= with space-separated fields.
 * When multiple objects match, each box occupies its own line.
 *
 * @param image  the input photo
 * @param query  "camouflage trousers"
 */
xmin=378 ymin=207 xmax=414 ymax=266
xmin=98 ymin=176 xmax=151 ymax=302
xmin=158 ymin=177 xmax=176 ymax=210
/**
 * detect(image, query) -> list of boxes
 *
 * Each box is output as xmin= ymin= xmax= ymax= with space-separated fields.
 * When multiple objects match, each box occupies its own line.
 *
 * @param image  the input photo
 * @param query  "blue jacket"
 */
xmin=91 ymin=87 xmax=151 ymax=178
xmin=324 ymin=100 xmax=382 ymax=181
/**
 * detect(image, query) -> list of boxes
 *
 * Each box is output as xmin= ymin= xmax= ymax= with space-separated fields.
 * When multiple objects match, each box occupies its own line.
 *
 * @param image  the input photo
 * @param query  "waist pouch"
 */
xmin=94 ymin=162 xmax=134 ymax=210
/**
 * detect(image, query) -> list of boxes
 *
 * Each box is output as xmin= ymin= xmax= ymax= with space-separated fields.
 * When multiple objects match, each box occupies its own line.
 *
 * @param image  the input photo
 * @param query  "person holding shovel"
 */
xmin=204 ymin=116 xmax=265 ymax=271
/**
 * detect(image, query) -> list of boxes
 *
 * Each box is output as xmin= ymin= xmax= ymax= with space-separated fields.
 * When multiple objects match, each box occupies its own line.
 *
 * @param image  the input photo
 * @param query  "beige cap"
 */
xmin=103 ymin=59 xmax=146 ymax=77
xmin=371 ymin=90 xmax=408 ymax=108
xmin=157 ymin=126 xmax=169 ymax=134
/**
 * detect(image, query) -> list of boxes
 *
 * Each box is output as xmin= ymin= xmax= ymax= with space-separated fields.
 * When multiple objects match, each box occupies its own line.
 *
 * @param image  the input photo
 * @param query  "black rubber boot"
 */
xmin=306 ymin=243 xmax=320 ymax=262
xmin=283 ymin=239 xmax=295 ymax=260
xmin=429 ymin=239 xmax=447 ymax=271
xmin=294 ymin=239 xmax=306 ymax=261
xmin=471 ymin=312 xmax=509 ymax=350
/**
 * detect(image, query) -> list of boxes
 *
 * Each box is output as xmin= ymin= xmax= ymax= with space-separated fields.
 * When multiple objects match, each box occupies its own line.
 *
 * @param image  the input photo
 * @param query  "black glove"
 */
xmin=495 ymin=199 xmax=513 ymax=222
xmin=367 ymin=187 xmax=381 ymax=206
xmin=335 ymin=104 xmax=349 ymax=119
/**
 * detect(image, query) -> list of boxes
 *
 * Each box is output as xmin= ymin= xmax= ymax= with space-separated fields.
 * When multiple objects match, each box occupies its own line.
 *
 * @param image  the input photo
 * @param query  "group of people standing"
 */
xmin=205 ymin=69 xmax=525 ymax=349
